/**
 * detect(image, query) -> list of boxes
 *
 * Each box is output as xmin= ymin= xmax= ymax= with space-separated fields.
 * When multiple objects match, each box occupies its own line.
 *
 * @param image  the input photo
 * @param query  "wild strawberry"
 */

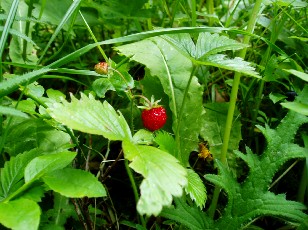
xmin=94 ymin=62 xmax=108 ymax=75
xmin=138 ymin=96 xmax=167 ymax=131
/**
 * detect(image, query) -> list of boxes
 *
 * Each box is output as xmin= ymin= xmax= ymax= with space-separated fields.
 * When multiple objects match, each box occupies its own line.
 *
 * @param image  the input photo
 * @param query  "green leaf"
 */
xmin=154 ymin=131 xmax=177 ymax=158
xmin=185 ymin=169 xmax=207 ymax=209
xmin=283 ymin=69 xmax=308 ymax=82
xmin=0 ymin=105 xmax=28 ymax=118
xmin=132 ymin=129 xmax=154 ymax=145
xmin=196 ymin=54 xmax=260 ymax=78
xmin=117 ymin=36 xmax=204 ymax=165
xmin=281 ymin=102 xmax=308 ymax=116
xmin=194 ymin=33 xmax=250 ymax=59
xmin=269 ymin=92 xmax=286 ymax=104
xmin=122 ymin=141 xmax=187 ymax=216
xmin=24 ymin=151 xmax=77 ymax=183
xmin=47 ymin=93 xmax=132 ymax=141
xmin=0 ymin=67 xmax=51 ymax=98
xmin=0 ymin=149 xmax=40 ymax=201
xmin=42 ymin=192 xmax=77 ymax=228
xmin=0 ymin=198 xmax=40 ymax=230
xmin=43 ymin=168 xmax=106 ymax=198
xmin=201 ymin=103 xmax=242 ymax=175
xmin=92 ymin=62 xmax=134 ymax=98
xmin=4 ymin=117 xmax=71 ymax=156
xmin=160 ymin=197 xmax=213 ymax=230
xmin=92 ymin=78 xmax=114 ymax=98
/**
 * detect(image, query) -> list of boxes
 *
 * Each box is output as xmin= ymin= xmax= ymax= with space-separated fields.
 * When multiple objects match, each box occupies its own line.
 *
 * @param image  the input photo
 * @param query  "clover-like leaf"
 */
xmin=47 ymin=93 xmax=132 ymax=141
xmin=122 ymin=140 xmax=187 ymax=216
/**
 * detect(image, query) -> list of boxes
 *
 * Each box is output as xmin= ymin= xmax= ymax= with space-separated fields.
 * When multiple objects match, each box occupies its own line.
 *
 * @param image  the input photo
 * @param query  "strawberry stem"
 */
xmin=133 ymin=95 xmax=152 ymax=107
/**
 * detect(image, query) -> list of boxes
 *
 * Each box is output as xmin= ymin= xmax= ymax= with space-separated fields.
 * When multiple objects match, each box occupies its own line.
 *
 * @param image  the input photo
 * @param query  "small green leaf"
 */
xmin=132 ymin=129 xmax=154 ymax=145
xmin=195 ymin=32 xmax=249 ymax=59
xmin=24 ymin=151 xmax=77 ymax=183
xmin=122 ymin=141 xmax=187 ymax=216
xmin=185 ymin=169 xmax=207 ymax=208
xmin=47 ymin=93 xmax=132 ymax=141
xmin=0 ymin=198 xmax=40 ymax=230
xmin=283 ymin=69 xmax=308 ymax=82
xmin=281 ymin=102 xmax=308 ymax=116
xmin=197 ymin=54 xmax=260 ymax=78
xmin=154 ymin=131 xmax=177 ymax=158
xmin=160 ymin=197 xmax=212 ymax=230
xmin=0 ymin=105 xmax=28 ymax=118
xmin=269 ymin=92 xmax=286 ymax=104
xmin=43 ymin=168 xmax=106 ymax=198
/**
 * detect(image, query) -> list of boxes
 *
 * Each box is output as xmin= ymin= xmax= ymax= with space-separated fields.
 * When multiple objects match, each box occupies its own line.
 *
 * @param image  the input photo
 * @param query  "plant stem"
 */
xmin=208 ymin=0 xmax=263 ymax=219
xmin=124 ymin=159 xmax=146 ymax=227
xmin=190 ymin=0 xmax=197 ymax=27
xmin=79 ymin=10 xmax=109 ymax=62
xmin=22 ymin=0 xmax=34 ymax=61
xmin=206 ymin=0 xmax=214 ymax=26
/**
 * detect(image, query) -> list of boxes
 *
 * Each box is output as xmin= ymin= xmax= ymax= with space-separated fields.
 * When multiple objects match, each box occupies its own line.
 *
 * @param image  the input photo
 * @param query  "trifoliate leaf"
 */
xmin=122 ymin=140 xmax=187 ymax=216
xmin=47 ymin=93 xmax=132 ymax=141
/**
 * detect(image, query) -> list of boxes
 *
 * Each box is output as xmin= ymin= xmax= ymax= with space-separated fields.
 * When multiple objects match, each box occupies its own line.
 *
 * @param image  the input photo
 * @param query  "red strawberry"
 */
xmin=142 ymin=107 xmax=167 ymax=131
xmin=138 ymin=95 xmax=167 ymax=131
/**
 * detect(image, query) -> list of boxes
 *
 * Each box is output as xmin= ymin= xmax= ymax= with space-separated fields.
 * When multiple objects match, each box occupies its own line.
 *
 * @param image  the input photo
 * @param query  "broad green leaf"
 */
xmin=122 ymin=141 xmax=187 ymax=216
xmin=0 ymin=198 xmax=40 ymax=230
xmin=283 ymin=69 xmax=308 ymax=82
xmin=185 ymin=169 xmax=207 ymax=208
xmin=0 ymin=105 xmax=28 ymax=118
xmin=281 ymin=102 xmax=308 ymax=116
xmin=47 ymin=93 xmax=132 ymax=141
xmin=160 ymin=197 xmax=213 ymax=230
xmin=24 ymin=151 xmax=77 ymax=183
xmin=117 ymin=37 xmax=204 ymax=165
xmin=4 ymin=117 xmax=71 ymax=156
xmin=43 ymin=168 xmax=106 ymax=198
xmin=0 ymin=149 xmax=40 ymax=201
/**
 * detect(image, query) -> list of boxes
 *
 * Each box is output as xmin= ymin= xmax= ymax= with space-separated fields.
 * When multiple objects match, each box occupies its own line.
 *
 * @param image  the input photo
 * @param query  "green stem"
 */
xmin=22 ymin=0 xmax=34 ymax=61
xmin=206 ymin=0 xmax=214 ymax=26
xmin=190 ymin=0 xmax=197 ymax=27
xmin=79 ymin=10 xmax=108 ymax=62
xmin=208 ymin=0 xmax=263 ymax=219
xmin=124 ymin=159 xmax=146 ymax=227
xmin=248 ymin=6 xmax=288 ymax=148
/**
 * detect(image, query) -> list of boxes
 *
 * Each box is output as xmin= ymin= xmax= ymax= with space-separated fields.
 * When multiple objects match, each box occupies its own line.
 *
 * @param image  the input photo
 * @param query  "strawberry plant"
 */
xmin=0 ymin=0 xmax=307 ymax=229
